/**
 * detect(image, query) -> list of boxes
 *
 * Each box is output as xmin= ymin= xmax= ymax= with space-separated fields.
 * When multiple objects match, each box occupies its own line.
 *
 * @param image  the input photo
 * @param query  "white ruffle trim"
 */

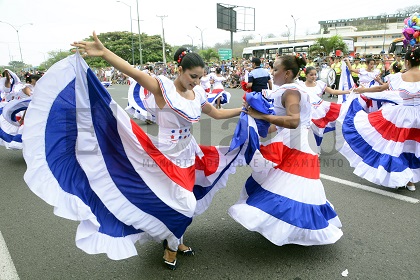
xmin=337 ymin=140 xmax=418 ymax=187
xmin=228 ymin=203 xmax=343 ymax=246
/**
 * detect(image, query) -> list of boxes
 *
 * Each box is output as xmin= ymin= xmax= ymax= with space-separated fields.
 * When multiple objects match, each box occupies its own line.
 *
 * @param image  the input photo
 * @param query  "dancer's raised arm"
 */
xmin=71 ymin=31 xmax=163 ymax=102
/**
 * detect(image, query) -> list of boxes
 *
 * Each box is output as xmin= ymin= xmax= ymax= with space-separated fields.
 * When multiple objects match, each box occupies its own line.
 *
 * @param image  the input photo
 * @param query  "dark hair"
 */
xmin=174 ymin=47 xmax=205 ymax=70
xmin=29 ymin=74 xmax=42 ymax=82
xmin=215 ymin=67 xmax=222 ymax=74
xmin=405 ymin=45 xmax=420 ymax=67
xmin=280 ymin=55 xmax=307 ymax=78
xmin=251 ymin=57 xmax=261 ymax=66
xmin=392 ymin=62 xmax=402 ymax=73
xmin=366 ymin=58 xmax=375 ymax=65
xmin=305 ymin=66 xmax=317 ymax=75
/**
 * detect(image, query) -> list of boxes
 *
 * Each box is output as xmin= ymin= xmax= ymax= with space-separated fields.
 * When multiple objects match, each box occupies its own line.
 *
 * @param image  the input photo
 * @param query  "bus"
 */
xmin=242 ymin=41 xmax=316 ymax=60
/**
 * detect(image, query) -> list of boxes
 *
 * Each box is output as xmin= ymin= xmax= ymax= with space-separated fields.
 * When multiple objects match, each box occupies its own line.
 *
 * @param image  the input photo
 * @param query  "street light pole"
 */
xmin=0 ymin=21 xmax=33 ymax=62
xmin=285 ymin=25 xmax=290 ymax=43
xmin=117 ymin=1 xmax=135 ymax=65
xmin=291 ymin=15 xmax=297 ymax=43
xmin=382 ymin=16 xmax=389 ymax=53
xmin=258 ymin=33 xmax=263 ymax=45
xmin=195 ymin=26 xmax=204 ymax=50
xmin=187 ymin=35 xmax=194 ymax=50
xmin=135 ymin=0 xmax=143 ymax=65
xmin=156 ymin=15 xmax=168 ymax=65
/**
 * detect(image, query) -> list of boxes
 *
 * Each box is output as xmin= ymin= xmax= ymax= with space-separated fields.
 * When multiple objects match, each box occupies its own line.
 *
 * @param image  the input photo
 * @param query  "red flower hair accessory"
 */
xmin=177 ymin=49 xmax=192 ymax=64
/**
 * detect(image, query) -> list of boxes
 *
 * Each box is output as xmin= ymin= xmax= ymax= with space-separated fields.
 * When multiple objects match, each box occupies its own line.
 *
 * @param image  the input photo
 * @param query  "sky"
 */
xmin=0 ymin=0 xmax=418 ymax=66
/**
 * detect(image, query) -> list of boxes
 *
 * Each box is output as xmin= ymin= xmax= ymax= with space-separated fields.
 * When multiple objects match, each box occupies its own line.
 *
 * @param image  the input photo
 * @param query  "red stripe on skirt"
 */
xmin=260 ymin=142 xmax=320 ymax=179
xmin=312 ymin=102 xmax=341 ymax=128
xmin=130 ymin=120 xmax=195 ymax=192
xmin=368 ymin=110 xmax=420 ymax=142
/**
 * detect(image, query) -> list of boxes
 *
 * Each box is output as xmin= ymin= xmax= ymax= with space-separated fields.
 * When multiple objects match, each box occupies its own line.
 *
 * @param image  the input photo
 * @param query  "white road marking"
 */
xmin=0 ymin=231 xmax=19 ymax=280
xmin=321 ymin=174 xmax=419 ymax=204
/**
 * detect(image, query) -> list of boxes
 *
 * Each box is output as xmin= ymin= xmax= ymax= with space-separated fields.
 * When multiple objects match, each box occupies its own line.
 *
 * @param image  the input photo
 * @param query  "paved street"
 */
xmin=0 ymin=84 xmax=419 ymax=280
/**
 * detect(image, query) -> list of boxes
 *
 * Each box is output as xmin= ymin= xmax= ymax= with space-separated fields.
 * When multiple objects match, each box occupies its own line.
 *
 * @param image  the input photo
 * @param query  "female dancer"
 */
xmin=207 ymin=67 xmax=231 ymax=109
xmin=200 ymin=68 xmax=211 ymax=96
xmin=298 ymin=66 xmax=350 ymax=153
xmin=344 ymin=57 xmax=381 ymax=88
xmin=340 ymin=45 xmax=420 ymax=191
xmin=24 ymin=31 xmax=242 ymax=270
xmin=228 ymin=55 xmax=343 ymax=246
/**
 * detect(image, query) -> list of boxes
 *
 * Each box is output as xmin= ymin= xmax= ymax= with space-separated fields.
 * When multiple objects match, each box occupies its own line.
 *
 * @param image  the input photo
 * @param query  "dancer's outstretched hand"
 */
xmin=71 ymin=31 xmax=105 ymax=57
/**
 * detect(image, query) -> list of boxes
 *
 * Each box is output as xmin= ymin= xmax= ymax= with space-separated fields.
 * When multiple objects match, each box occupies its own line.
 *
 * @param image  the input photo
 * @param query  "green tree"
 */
xmin=310 ymin=35 xmax=348 ymax=57
xmin=39 ymin=50 xmax=72 ymax=70
xmin=70 ymin=31 xmax=172 ymax=68
xmin=4 ymin=61 xmax=25 ymax=73
xmin=198 ymin=49 xmax=220 ymax=62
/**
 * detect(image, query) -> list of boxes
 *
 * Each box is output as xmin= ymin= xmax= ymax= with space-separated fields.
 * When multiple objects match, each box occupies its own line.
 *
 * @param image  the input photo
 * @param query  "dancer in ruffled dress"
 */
xmin=23 ymin=32 xmax=242 ymax=270
xmin=200 ymin=68 xmax=211 ymax=96
xmin=0 ymin=69 xmax=21 ymax=102
xmin=298 ymin=66 xmax=350 ymax=153
xmin=344 ymin=57 xmax=381 ymax=88
xmin=228 ymin=55 xmax=343 ymax=246
xmin=207 ymin=67 xmax=231 ymax=109
xmin=339 ymin=45 xmax=420 ymax=191
xmin=0 ymin=71 xmax=36 ymax=149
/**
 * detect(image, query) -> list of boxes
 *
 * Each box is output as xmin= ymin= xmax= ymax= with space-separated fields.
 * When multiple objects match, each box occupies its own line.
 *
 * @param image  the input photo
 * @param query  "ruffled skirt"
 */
xmin=207 ymin=88 xmax=231 ymax=106
xmin=229 ymin=127 xmax=343 ymax=246
xmin=311 ymin=100 xmax=342 ymax=151
xmin=336 ymin=98 xmax=420 ymax=187
xmin=22 ymin=54 xmax=240 ymax=260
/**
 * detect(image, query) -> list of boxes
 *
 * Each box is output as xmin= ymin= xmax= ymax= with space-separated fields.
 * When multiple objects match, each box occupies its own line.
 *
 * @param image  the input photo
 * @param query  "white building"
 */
xmin=251 ymin=13 xmax=410 ymax=55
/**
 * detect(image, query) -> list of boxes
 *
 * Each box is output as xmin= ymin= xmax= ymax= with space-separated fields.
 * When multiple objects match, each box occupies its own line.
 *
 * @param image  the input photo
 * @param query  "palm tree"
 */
xmin=198 ymin=49 xmax=220 ymax=62
xmin=310 ymin=35 xmax=348 ymax=57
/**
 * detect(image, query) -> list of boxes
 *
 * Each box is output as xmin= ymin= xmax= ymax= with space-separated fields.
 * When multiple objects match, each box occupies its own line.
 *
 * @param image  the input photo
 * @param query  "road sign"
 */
xmin=218 ymin=48 xmax=232 ymax=60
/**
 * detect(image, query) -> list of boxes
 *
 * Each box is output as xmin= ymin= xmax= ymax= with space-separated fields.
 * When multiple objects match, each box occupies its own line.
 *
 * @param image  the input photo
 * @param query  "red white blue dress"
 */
xmin=23 ymin=53 xmax=240 ymax=260
xmin=207 ymin=75 xmax=231 ymax=106
xmin=336 ymin=73 xmax=420 ymax=187
xmin=228 ymin=83 xmax=343 ymax=246
xmin=0 ymin=76 xmax=30 ymax=150
xmin=298 ymin=80 xmax=342 ymax=153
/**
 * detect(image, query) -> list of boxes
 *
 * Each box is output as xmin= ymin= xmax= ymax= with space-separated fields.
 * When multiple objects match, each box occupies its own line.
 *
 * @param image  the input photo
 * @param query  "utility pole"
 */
xmin=156 ymin=15 xmax=168 ymax=65
xmin=135 ymin=0 xmax=143 ymax=65
xmin=116 ymin=1 xmax=135 ymax=65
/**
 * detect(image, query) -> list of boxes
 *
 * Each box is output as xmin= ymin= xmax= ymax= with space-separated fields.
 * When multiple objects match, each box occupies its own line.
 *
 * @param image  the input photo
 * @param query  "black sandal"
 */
xmin=177 ymin=246 xmax=195 ymax=256
xmin=162 ymin=240 xmax=177 ymax=270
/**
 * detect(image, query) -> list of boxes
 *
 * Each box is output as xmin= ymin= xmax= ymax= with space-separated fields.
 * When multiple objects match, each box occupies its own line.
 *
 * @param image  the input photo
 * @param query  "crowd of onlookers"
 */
xmin=10 ymin=52 xmax=405 ymax=89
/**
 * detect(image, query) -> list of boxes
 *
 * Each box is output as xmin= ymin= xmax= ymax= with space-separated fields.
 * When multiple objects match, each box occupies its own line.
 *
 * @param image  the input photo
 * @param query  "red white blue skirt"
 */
xmin=22 ymin=53 xmax=240 ymax=260
xmin=207 ymin=88 xmax=231 ymax=105
xmin=229 ymin=118 xmax=343 ymax=246
xmin=311 ymin=100 xmax=342 ymax=151
xmin=336 ymin=97 xmax=420 ymax=187
xmin=0 ymin=98 xmax=30 ymax=150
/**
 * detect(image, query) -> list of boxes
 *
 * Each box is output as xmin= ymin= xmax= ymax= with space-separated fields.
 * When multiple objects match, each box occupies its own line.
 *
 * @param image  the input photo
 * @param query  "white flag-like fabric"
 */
xmin=337 ymin=62 xmax=355 ymax=104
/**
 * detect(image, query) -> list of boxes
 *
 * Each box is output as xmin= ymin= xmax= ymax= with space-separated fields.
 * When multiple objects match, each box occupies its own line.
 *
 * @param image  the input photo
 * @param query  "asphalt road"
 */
xmin=0 ymin=84 xmax=419 ymax=280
